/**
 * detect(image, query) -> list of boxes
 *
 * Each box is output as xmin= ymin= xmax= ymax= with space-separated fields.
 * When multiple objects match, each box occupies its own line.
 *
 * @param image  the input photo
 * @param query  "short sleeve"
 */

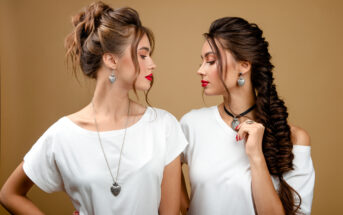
xmin=283 ymin=145 xmax=315 ymax=215
xmin=164 ymin=112 xmax=189 ymax=166
xmin=23 ymin=126 xmax=64 ymax=193
xmin=179 ymin=114 xmax=191 ymax=164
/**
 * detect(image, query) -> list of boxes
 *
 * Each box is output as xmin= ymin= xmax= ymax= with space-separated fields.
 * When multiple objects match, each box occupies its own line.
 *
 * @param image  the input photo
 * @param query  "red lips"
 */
xmin=145 ymin=73 xmax=153 ymax=81
xmin=201 ymin=80 xmax=209 ymax=87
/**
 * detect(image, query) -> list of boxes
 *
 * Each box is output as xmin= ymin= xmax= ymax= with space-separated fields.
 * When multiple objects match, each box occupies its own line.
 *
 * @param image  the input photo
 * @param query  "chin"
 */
xmin=204 ymin=88 xmax=221 ymax=96
xmin=135 ymin=84 xmax=151 ymax=91
xmin=204 ymin=91 xmax=215 ymax=96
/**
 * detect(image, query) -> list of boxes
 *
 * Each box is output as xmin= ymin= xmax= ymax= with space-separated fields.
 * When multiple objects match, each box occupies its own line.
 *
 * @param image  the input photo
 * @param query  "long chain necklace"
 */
xmin=91 ymin=100 xmax=130 ymax=197
xmin=223 ymin=104 xmax=256 ymax=129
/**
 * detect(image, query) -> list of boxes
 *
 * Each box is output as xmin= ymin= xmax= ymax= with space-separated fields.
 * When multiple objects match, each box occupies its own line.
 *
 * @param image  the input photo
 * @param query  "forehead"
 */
xmin=200 ymin=39 xmax=237 ymax=63
xmin=138 ymin=34 xmax=151 ymax=47
xmin=201 ymin=40 xmax=212 ymax=53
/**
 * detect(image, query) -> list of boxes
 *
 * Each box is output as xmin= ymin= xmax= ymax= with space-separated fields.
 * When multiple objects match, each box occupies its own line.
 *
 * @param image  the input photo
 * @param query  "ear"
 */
xmin=238 ymin=61 xmax=251 ymax=75
xmin=102 ymin=53 xmax=118 ymax=70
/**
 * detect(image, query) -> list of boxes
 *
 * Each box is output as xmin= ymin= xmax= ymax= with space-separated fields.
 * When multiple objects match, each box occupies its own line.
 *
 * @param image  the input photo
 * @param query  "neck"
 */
xmin=91 ymin=76 xmax=131 ymax=119
xmin=223 ymin=85 xmax=256 ymax=118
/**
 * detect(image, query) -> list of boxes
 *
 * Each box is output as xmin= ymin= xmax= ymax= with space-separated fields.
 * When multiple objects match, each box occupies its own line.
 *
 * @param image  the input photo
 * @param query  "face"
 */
xmin=197 ymin=39 xmax=246 ymax=96
xmin=111 ymin=34 xmax=156 ymax=91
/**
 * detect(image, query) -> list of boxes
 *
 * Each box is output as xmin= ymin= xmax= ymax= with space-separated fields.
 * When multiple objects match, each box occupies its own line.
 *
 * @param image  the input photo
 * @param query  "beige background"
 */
xmin=1 ymin=0 xmax=342 ymax=214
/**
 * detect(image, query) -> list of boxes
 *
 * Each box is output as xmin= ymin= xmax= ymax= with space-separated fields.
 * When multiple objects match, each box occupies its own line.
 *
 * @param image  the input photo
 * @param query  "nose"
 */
xmin=149 ymin=59 xmax=156 ymax=71
xmin=197 ymin=63 xmax=205 ymax=76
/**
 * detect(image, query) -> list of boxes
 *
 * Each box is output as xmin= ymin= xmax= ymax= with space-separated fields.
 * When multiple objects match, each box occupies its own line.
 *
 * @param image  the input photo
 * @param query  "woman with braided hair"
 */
xmin=0 ymin=1 xmax=188 ymax=214
xmin=180 ymin=17 xmax=315 ymax=215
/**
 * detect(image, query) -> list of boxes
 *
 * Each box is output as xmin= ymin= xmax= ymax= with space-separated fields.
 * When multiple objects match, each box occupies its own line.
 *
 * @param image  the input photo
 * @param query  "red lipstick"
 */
xmin=201 ymin=80 xmax=209 ymax=87
xmin=145 ymin=73 xmax=153 ymax=81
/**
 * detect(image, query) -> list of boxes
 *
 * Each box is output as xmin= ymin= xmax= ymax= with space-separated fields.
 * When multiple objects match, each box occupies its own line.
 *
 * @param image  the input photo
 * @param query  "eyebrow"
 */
xmin=201 ymin=51 xmax=215 ymax=59
xmin=138 ymin=47 xmax=150 ymax=52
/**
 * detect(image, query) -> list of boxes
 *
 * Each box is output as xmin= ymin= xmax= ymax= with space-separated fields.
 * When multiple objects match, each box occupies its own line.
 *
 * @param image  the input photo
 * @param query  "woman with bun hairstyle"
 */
xmin=0 ymin=1 xmax=188 ymax=214
xmin=180 ymin=17 xmax=315 ymax=215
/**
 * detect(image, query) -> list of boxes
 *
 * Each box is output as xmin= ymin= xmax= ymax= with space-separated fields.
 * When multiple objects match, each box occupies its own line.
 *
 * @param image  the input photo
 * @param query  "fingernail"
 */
xmin=236 ymin=135 xmax=238 ymax=141
xmin=235 ymin=125 xmax=239 ymax=131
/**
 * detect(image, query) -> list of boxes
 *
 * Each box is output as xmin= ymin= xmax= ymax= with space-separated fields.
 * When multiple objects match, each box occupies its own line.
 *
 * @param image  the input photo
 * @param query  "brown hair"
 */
xmin=65 ymin=1 xmax=155 ymax=101
xmin=204 ymin=17 xmax=302 ymax=214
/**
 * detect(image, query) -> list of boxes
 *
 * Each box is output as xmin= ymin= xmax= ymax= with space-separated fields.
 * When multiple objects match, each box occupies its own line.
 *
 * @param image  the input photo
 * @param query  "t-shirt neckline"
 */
xmin=213 ymin=105 xmax=237 ymax=136
xmin=63 ymin=106 xmax=151 ymax=136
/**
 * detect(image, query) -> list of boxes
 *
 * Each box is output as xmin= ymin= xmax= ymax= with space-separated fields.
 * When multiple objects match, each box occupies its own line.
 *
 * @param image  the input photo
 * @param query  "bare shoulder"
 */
xmin=290 ymin=124 xmax=311 ymax=146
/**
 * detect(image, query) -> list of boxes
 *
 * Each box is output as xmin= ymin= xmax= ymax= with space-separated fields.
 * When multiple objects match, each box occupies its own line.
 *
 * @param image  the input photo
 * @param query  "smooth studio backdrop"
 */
xmin=1 ymin=0 xmax=342 ymax=214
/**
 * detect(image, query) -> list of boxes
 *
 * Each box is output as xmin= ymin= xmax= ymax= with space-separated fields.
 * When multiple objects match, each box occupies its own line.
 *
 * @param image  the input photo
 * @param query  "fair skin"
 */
xmin=180 ymin=39 xmax=311 ymax=215
xmin=0 ymin=34 xmax=181 ymax=215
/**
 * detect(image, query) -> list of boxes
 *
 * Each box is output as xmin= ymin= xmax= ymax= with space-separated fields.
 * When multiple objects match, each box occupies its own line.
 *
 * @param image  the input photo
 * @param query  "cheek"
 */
xmin=138 ymin=58 xmax=148 ymax=72
xmin=208 ymin=66 xmax=221 ymax=84
xmin=224 ymin=61 xmax=239 ymax=87
xmin=118 ymin=57 xmax=135 ymax=75
xmin=137 ymin=61 xmax=147 ymax=79
xmin=224 ymin=72 xmax=237 ymax=87
xmin=204 ymin=68 xmax=224 ymax=94
xmin=135 ymin=61 xmax=150 ymax=85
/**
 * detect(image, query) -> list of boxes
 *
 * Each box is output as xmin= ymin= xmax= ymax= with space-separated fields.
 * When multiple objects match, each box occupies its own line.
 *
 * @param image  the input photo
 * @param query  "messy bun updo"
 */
xmin=65 ymin=1 xmax=154 ymax=91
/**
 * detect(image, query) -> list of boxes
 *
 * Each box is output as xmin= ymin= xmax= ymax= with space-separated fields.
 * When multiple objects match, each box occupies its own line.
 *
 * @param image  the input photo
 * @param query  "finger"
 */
xmin=235 ymin=119 xmax=254 ymax=131
xmin=236 ymin=123 xmax=251 ymax=141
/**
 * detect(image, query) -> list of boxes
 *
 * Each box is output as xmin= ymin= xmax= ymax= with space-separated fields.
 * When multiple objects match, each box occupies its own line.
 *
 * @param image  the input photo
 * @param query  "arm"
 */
xmin=159 ymin=156 xmax=182 ymax=215
xmin=249 ymin=155 xmax=285 ymax=215
xmin=236 ymin=121 xmax=285 ymax=215
xmin=0 ymin=161 xmax=45 ymax=215
xmin=180 ymin=164 xmax=190 ymax=215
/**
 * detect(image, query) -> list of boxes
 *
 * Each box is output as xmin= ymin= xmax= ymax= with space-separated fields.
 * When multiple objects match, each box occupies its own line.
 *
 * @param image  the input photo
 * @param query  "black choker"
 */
xmin=223 ymin=104 xmax=256 ymax=129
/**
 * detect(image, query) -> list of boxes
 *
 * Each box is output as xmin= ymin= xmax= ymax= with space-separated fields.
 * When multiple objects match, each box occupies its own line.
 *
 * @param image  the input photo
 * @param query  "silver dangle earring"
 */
xmin=237 ymin=72 xmax=245 ymax=86
xmin=109 ymin=70 xmax=116 ymax=84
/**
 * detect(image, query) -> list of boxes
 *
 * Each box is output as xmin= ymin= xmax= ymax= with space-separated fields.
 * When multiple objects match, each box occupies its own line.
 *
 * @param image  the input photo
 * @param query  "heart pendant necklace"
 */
xmin=111 ymin=182 xmax=121 ymax=196
xmin=92 ymin=100 xmax=131 ymax=197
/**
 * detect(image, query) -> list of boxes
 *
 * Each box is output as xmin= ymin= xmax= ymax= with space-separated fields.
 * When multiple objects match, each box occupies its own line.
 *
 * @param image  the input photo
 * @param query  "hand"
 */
xmin=235 ymin=120 xmax=265 ymax=160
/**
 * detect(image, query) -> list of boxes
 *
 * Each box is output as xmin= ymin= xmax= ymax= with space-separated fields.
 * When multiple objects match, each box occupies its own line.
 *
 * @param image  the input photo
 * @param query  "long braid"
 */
xmin=253 ymin=60 xmax=302 ymax=215
xmin=206 ymin=17 xmax=302 ymax=214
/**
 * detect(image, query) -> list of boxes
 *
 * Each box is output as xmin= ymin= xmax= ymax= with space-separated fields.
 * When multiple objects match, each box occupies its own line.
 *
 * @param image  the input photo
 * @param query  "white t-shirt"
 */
xmin=181 ymin=106 xmax=315 ymax=215
xmin=23 ymin=107 xmax=188 ymax=215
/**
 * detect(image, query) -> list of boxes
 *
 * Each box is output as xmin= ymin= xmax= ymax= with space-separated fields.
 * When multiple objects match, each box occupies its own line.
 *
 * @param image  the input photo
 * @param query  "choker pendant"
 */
xmin=231 ymin=117 xmax=240 ymax=130
xmin=223 ymin=104 xmax=256 ymax=131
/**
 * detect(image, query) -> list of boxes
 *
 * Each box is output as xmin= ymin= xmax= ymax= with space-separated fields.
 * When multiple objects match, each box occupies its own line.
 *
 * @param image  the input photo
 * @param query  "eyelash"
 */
xmin=140 ymin=55 xmax=147 ymax=59
xmin=199 ymin=60 xmax=216 ymax=68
